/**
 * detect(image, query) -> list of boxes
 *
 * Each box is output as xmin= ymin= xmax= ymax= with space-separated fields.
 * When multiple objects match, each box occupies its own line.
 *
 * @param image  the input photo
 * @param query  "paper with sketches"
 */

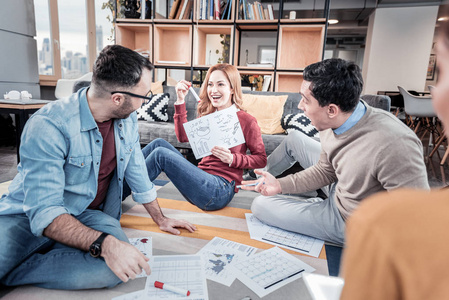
xmin=232 ymin=247 xmax=315 ymax=298
xmin=197 ymin=237 xmax=257 ymax=286
xmin=129 ymin=237 xmax=152 ymax=278
xmin=245 ymin=213 xmax=324 ymax=258
xmin=183 ymin=105 xmax=245 ymax=159
xmin=143 ymin=255 xmax=209 ymax=300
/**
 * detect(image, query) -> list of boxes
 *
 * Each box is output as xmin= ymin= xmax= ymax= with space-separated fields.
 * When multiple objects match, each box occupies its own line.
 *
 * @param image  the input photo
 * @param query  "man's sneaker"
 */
xmin=242 ymin=170 xmax=258 ymax=181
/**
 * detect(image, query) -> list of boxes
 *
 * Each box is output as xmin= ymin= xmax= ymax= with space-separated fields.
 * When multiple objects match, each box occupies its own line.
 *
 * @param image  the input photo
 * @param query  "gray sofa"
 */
xmin=137 ymin=86 xmax=391 ymax=156
xmin=72 ymin=82 xmax=391 ymax=156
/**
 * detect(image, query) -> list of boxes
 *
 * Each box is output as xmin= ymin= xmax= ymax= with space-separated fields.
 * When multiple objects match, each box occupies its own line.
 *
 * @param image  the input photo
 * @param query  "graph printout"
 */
xmin=143 ymin=255 xmax=209 ymax=300
xmin=183 ymin=105 xmax=245 ymax=159
xmin=232 ymin=247 xmax=315 ymax=298
xmin=245 ymin=213 xmax=324 ymax=257
xmin=197 ymin=237 xmax=257 ymax=286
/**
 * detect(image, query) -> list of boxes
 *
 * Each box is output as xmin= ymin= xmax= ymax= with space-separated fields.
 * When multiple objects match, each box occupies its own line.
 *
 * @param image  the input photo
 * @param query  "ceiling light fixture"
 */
xmin=438 ymin=17 xmax=448 ymax=22
xmin=328 ymin=19 xmax=339 ymax=24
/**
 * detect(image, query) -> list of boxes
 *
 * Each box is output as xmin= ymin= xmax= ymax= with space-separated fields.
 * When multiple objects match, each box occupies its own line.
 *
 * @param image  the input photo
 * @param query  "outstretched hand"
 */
xmin=102 ymin=236 xmax=151 ymax=283
xmin=158 ymin=217 xmax=197 ymax=235
xmin=240 ymin=170 xmax=282 ymax=196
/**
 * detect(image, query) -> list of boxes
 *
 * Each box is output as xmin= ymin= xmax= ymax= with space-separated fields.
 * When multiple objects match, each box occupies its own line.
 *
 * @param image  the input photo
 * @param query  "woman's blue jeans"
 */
xmin=142 ymin=138 xmax=235 ymax=211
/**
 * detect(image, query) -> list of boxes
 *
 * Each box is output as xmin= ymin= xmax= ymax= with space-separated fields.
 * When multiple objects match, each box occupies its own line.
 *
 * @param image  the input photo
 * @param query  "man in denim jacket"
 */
xmin=0 ymin=45 xmax=196 ymax=289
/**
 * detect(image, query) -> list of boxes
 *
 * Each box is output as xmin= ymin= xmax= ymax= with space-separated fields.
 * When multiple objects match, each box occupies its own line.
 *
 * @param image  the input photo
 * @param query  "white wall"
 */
xmin=362 ymin=6 xmax=438 ymax=94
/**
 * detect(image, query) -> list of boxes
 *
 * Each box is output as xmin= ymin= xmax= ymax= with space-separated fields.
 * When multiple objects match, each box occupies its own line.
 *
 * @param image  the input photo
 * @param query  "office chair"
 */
xmin=398 ymin=86 xmax=440 ymax=160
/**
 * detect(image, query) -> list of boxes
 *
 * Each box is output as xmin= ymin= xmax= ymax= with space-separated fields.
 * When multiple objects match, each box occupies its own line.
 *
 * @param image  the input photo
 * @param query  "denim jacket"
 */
xmin=0 ymin=88 xmax=156 ymax=236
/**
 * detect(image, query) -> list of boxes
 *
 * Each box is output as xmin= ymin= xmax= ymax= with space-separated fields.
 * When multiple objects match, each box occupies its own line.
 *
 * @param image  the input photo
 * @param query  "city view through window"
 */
xmin=35 ymin=1 xmax=114 ymax=79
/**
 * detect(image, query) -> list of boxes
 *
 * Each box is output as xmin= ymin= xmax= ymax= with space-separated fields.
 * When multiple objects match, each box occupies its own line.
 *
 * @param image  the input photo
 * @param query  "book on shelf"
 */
xmin=220 ymin=0 xmax=229 ymax=20
xmin=263 ymin=8 xmax=269 ymax=20
xmin=262 ymin=75 xmax=272 ymax=91
xmin=182 ymin=0 xmax=192 ymax=19
xmin=267 ymin=4 xmax=274 ymax=20
xmin=177 ymin=0 xmax=188 ymax=19
xmin=140 ymin=0 xmax=146 ymax=19
xmin=214 ymin=0 xmax=220 ymax=20
xmin=175 ymin=0 xmax=186 ymax=19
xmin=168 ymin=0 xmax=181 ymax=19
xmin=227 ymin=0 xmax=232 ymax=19
xmin=253 ymin=2 xmax=260 ymax=20
xmin=209 ymin=0 xmax=214 ymax=20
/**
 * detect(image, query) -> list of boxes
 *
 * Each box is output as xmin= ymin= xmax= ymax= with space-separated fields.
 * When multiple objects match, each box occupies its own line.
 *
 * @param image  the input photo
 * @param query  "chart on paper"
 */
xmin=262 ymin=227 xmax=317 ymax=253
xmin=245 ymin=213 xmax=324 ymax=257
xmin=144 ymin=255 xmax=209 ymax=300
xmin=232 ymin=247 xmax=315 ymax=298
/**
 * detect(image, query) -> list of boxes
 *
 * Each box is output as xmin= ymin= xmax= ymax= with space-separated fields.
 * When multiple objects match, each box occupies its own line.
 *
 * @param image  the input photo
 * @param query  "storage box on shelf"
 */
xmin=115 ymin=0 xmax=328 ymax=92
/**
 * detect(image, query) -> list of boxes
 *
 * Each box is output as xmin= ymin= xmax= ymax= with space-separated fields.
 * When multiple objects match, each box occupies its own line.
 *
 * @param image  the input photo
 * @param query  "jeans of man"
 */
xmin=142 ymin=138 xmax=235 ymax=211
xmin=0 ymin=209 xmax=127 ymax=289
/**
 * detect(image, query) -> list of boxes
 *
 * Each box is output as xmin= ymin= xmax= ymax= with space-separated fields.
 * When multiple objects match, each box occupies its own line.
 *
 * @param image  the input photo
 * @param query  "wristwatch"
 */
xmin=89 ymin=232 xmax=110 ymax=258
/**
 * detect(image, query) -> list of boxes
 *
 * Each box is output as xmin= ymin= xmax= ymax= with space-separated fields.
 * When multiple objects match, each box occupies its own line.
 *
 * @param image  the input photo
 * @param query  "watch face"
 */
xmin=90 ymin=243 xmax=101 ymax=257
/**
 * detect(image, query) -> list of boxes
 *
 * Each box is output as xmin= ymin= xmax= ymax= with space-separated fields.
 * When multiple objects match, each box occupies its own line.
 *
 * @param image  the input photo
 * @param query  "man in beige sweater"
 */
xmin=340 ymin=13 xmax=449 ymax=299
xmin=242 ymin=58 xmax=429 ymax=245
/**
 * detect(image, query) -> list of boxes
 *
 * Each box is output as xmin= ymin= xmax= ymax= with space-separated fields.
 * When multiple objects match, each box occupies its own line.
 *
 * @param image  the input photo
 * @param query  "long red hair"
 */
xmin=197 ymin=64 xmax=244 ymax=117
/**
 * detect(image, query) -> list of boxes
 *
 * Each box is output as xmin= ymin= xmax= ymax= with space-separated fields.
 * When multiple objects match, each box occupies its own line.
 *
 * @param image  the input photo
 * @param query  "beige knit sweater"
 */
xmin=278 ymin=103 xmax=430 ymax=220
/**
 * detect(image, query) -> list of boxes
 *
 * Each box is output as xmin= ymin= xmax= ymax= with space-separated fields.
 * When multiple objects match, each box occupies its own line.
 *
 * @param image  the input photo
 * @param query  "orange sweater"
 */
xmin=340 ymin=188 xmax=449 ymax=300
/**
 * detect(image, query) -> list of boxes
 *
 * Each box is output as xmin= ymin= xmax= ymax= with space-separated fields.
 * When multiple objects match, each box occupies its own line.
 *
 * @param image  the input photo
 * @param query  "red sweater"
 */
xmin=174 ymin=103 xmax=267 ymax=192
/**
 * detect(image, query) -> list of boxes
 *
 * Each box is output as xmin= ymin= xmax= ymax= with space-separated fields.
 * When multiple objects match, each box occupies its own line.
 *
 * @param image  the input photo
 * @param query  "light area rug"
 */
xmin=1 ymin=182 xmax=328 ymax=300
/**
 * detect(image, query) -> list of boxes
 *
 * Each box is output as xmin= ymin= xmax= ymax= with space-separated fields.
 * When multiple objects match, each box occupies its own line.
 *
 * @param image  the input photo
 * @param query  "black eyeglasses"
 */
xmin=111 ymin=89 xmax=153 ymax=106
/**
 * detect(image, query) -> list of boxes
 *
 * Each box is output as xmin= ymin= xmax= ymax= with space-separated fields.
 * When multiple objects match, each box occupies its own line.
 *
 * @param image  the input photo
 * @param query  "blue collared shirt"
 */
xmin=333 ymin=101 xmax=366 ymax=135
xmin=0 ymin=88 xmax=156 ymax=236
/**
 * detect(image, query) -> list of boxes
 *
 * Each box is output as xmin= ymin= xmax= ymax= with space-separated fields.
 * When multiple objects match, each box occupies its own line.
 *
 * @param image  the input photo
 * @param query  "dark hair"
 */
xmin=303 ymin=58 xmax=363 ymax=112
xmin=92 ymin=45 xmax=153 ymax=91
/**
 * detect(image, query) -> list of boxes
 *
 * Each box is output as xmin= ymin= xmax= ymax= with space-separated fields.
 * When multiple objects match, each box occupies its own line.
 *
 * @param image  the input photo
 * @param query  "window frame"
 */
xmin=39 ymin=0 xmax=97 ymax=86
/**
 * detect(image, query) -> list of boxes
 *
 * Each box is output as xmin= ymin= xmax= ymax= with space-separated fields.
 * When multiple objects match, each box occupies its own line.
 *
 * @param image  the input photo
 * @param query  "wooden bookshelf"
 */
xmin=115 ymin=0 xmax=328 ymax=92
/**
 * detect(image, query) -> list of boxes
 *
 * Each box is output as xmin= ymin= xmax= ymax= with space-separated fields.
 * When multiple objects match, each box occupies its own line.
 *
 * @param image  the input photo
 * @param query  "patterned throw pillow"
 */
xmin=136 ymin=93 xmax=169 ymax=122
xmin=281 ymin=113 xmax=319 ymax=139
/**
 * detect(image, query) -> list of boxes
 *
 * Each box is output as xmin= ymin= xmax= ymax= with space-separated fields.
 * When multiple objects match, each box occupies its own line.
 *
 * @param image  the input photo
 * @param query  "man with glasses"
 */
xmin=0 ymin=45 xmax=196 ymax=290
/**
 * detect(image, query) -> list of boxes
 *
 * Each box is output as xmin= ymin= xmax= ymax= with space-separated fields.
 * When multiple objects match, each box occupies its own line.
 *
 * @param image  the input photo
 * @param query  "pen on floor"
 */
xmin=154 ymin=281 xmax=191 ymax=296
xmin=188 ymin=85 xmax=201 ymax=102
xmin=236 ymin=182 xmax=260 ymax=189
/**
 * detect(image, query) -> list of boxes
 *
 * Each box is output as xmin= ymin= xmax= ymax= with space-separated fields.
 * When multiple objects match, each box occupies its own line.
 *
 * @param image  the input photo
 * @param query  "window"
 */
xmin=34 ymin=0 xmax=115 ymax=84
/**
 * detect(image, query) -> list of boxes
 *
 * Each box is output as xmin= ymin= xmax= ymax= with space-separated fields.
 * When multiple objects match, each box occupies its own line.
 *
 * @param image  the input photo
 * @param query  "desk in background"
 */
xmin=0 ymin=99 xmax=51 ymax=162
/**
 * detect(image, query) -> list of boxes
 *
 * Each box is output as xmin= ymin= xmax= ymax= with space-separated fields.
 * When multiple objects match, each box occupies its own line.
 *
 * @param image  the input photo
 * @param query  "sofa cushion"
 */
xmin=281 ymin=113 xmax=319 ymax=140
xmin=241 ymin=94 xmax=288 ymax=135
xmin=136 ymin=93 xmax=169 ymax=122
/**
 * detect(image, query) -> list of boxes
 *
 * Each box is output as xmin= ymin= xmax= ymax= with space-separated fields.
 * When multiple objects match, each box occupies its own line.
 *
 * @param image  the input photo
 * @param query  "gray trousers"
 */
xmin=251 ymin=130 xmax=345 ymax=245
